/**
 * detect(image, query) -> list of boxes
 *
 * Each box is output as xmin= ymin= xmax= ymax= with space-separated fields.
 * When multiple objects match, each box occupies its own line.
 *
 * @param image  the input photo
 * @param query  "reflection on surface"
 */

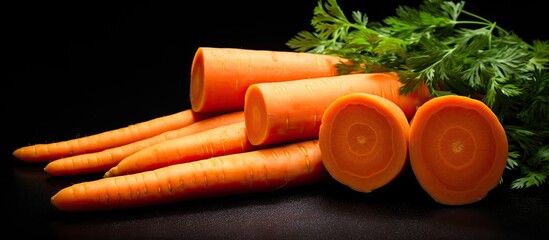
xmin=425 ymin=207 xmax=501 ymax=239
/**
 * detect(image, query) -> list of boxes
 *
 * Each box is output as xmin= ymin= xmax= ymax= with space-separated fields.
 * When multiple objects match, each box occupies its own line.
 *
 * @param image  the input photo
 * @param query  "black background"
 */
xmin=3 ymin=1 xmax=549 ymax=239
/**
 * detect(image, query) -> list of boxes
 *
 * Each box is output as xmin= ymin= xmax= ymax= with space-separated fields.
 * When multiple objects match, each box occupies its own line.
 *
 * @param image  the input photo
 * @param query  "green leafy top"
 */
xmin=287 ymin=0 xmax=549 ymax=189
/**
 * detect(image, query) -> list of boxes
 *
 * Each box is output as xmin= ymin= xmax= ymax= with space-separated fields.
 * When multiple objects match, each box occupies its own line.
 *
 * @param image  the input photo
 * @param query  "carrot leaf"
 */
xmin=511 ymin=145 xmax=549 ymax=188
xmin=287 ymin=0 xmax=549 ymax=189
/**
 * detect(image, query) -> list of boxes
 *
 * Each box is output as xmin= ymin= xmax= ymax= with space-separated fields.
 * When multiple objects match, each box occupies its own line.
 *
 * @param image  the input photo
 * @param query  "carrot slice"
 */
xmin=319 ymin=93 xmax=410 ymax=193
xmin=190 ymin=47 xmax=342 ymax=113
xmin=408 ymin=95 xmax=508 ymax=205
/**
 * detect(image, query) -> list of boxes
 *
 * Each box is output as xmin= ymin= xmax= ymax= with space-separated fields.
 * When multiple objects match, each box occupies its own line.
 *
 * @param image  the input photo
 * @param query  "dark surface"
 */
xmin=3 ymin=1 xmax=548 ymax=239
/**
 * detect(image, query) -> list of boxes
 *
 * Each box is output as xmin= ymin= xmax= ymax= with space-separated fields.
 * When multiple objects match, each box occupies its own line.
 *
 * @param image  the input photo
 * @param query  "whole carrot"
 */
xmin=319 ymin=93 xmax=410 ymax=193
xmin=50 ymin=139 xmax=329 ymax=212
xmin=13 ymin=109 xmax=215 ymax=163
xmin=244 ymin=72 xmax=431 ymax=147
xmin=189 ymin=47 xmax=343 ymax=113
xmin=409 ymin=95 xmax=508 ymax=205
xmin=44 ymin=111 xmax=245 ymax=176
xmin=104 ymin=121 xmax=257 ymax=177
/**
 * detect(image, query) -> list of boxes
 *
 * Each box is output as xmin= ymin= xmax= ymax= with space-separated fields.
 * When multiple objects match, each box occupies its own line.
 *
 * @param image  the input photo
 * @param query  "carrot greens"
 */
xmin=287 ymin=0 xmax=549 ymax=189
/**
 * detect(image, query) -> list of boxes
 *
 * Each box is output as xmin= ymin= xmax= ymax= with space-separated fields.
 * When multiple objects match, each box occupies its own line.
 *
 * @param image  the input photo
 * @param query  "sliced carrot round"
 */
xmin=244 ymin=84 xmax=273 ymax=146
xmin=189 ymin=48 xmax=208 ymax=112
xmin=319 ymin=92 xmax=410 ymax=193
xmin=409 ymin=95 xmax=508 ymax=205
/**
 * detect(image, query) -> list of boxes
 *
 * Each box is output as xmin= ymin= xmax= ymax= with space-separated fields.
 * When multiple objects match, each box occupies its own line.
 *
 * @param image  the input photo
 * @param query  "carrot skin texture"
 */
xmin=408 ymin=95 xmax=508 ymax=205
xmin=245 ymin=72 xmax=428 ymax=146
xmin=50 ymin=139 xmax=329 ymax=212
xmin=44 ymin=111 xmax=245 ymax=176
xmin=319 ymin=93 xmax=410 ymax=192
xmin=104 ymin=121 xmax=257 ymax=177
xmin=190 ymin=47 xmax=342 ymax=113
xmin=13 ymin=109 xmax=214 ymax=163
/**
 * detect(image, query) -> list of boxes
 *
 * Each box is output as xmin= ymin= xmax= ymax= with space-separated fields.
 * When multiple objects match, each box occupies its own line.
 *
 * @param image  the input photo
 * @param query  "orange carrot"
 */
xmin=50 ymin=139 xmax=328 ymax=212
xmin=44 ymin=111 xmax=245 ymax=176
xmin=190 ymin=47 xmax=343 ymax=113
xmin=408 ymin=95 xmax=508 ymax=205
xmin=244 ymin=72 xmax=430 ymax=147
xmin=13 ymin=109 xmax=215 ymax=163
xmin=104 ymin=121 xmax=258 ymax=177
xmin=319 ymin=93 xmax=410 ymax=192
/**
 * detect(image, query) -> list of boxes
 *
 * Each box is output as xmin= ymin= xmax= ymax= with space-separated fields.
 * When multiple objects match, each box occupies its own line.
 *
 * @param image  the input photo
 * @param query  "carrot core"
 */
xmin=330 ymin=104 xmax=394 ymax=178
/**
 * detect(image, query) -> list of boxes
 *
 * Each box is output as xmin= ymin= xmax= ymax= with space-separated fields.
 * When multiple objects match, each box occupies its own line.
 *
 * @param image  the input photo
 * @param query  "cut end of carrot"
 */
xmin=244 ymin=84 xmax=270 ymax=146
xmin=409 ymin=95 xmax=508 ymax=205
xmin=190 ymin=48 xmax=206 ymax=112
xmin=319 ymin=93 xmax=410 ymax=193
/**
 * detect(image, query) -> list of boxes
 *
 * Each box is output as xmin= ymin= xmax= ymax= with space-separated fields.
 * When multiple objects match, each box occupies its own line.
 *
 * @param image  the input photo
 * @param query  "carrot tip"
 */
xmin=103 ymin=170 xmax=114 ymax=178
xmin=12 ymin=147 xmax=36 ymax=162
xmin=12 ymin=148 xmax=21 ymax=157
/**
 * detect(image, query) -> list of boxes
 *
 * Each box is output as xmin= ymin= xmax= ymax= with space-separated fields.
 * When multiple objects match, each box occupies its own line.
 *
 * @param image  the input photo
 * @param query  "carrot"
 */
xmin=44 ymin=111 xmax=245 ymax=176
xmin=190 ymin=47 xmax=343 ymax=113
xmin=50 ymin=139 xmax=328 ymax=212
xmin=244 ymin=72 xmax=430 ymax=146
xmin=319 ymin=93 xmax=410 ymax=192
xmin=104 ymin=121 xmax=257 ymax=177
xmin=408 ymin=95 xmax=508 ymax=205
xmin=12 ymin=109 xmax=215 ymax=163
